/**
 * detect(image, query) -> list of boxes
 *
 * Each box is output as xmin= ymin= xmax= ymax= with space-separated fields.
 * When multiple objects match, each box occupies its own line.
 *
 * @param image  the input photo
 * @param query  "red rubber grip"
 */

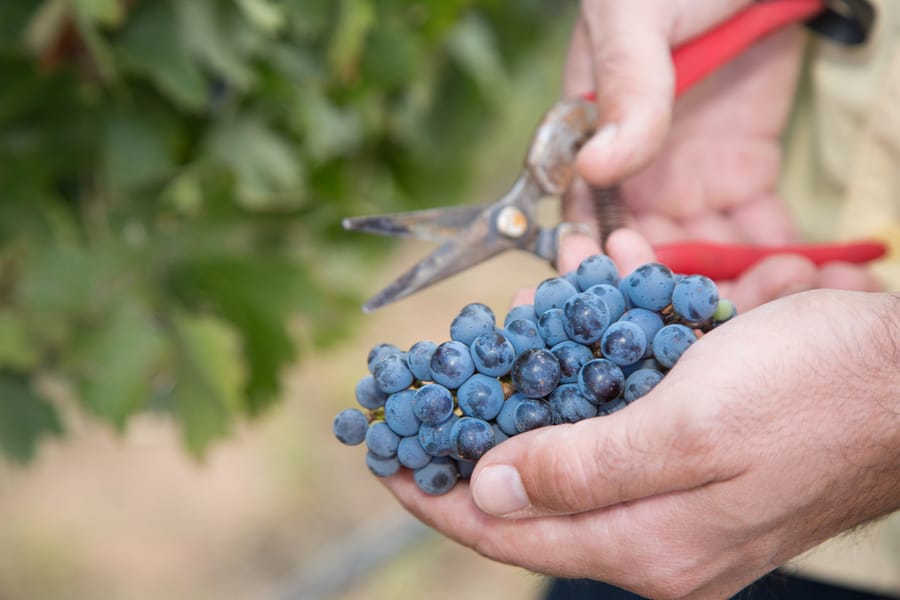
xmin=654 ymin=240 xmax=888 ymax=280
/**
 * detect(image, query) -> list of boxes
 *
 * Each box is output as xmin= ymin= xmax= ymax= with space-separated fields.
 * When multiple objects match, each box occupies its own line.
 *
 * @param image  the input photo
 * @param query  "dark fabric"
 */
xmin=543 ymin=571 xmax=899 ymax=600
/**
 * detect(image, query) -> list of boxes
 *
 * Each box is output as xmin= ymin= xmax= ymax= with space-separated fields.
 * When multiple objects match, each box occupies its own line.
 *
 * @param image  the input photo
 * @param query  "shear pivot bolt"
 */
xmin=496 ymin=206 xmax=529 ymax=238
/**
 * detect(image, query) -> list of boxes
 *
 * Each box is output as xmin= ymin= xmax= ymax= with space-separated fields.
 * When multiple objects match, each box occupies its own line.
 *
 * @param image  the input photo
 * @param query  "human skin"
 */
xmin=381 ymin=2 xmax=899 ymax=598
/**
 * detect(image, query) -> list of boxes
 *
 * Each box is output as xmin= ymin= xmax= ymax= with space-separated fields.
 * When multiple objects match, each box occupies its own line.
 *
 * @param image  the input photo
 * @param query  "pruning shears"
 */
xmin=344 ymin=0 xmax=885 ymax=313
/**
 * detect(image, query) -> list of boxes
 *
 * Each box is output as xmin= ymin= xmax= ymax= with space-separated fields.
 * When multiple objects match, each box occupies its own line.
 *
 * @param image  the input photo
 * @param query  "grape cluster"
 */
xmin=333 ymin=255 xmax=736 ymax=496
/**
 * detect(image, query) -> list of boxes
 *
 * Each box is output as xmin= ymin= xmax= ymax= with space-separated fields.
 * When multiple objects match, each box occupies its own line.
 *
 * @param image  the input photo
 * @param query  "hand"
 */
xmin=562 ymin=1 xmax=880 ymax=310
xmin=382 ymin=278 xmax=900 ymax=599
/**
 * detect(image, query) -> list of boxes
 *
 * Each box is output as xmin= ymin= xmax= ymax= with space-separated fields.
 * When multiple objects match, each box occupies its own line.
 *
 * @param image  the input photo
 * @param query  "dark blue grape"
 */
xmin=418 ymin=414 xmax=459 ymax=457
xmin=551 ymin=340 xmax=595 ymax=384
xmin=514 ymin=398 xmax=552 ymax=433
xmin=333 ymin=408 xmax=369 ymax=445
xmin=470 ymin=331 xmax=516 ymax=377
xmin=621 ymin=356 xmax=664 ymax=378
xmin=366 ymin=451 xmax=401 ymax=477
xmin=619 ymin=308 xmax=664 ymax=357
xmin=585 ymin=283 xmax=627 ymax=321
xmin=406 ymin=340 xmax=437 ymax=381
xmin=534 ymin=276 xmax=579 ymax=315
xmin=397 ymin=436 xmax=431 ymax=469
xmin=504 ymin=304 xmax=537 ymax=327
xmin=511 ymin=348 xmax=561 ymax=398
xmin=562 ymin=270 xmax=580 ymax=290
xmin=367 ymin=343 xmax=403 ymax=372
xmin=414 ymin=457 xmax=460 ymax=495
xmin=430 ymin=340 xmax=475 ymax=389
xmin=600 ymin=321 xmax=647 ymax=366
xmin=355 ymin=374 xmax=388 ymax=410
xmin=623 ymin=368 xmax=664 ymax=402
xmin=622 ymin=262 xmax=677 ymax=311
xmin=503 ymin=318 xmax=545 ymax=354
xmin=538 ymin=308 xmax=569 ymax=346
xmin=372 ymin=353 xmax=414 ymax=394
xmin=456 ymin=458 xmax=476 ymax=479
xmin=450 ymin=303 xmax=496 ymax=345
xmin=563 ymin=291 xmax=611 ymax=344
xmin=496 ymin=393 xmax=526 ymax=436
xmin=492 ymin=423 xmax=509 ymax=445
xmin=457 ymin=373 xmax=505 ymax=421
xmin=365 ymin=421 xmax=400 ymax=458
xmin=652 ymin=324 xmax=696 ymax=368
xmin=576 ymin=254 xmax=619 ymax=290
xmin=672 ymin=274 xmax=719 ymax=324
xmin=450 ymin=417 xmax=495 ymax=460
xmin=384 ymin=389 xmax=420 ymax=436
xmin=549 ymin=383 xmax=598 ymax=424
xmin=577 ymin=358 xmax=625 ymax=405
xmin=413 ymin=383 xmax=455 ymax=424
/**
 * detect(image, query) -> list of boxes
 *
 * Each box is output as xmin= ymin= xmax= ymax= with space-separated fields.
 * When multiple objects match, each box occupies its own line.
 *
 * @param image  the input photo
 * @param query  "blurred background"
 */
xmin=0 ymin=1 xmax=579 ymax=598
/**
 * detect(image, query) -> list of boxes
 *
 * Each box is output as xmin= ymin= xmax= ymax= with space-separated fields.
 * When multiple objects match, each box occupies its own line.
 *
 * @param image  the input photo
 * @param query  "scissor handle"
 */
xmin=671 ymin=0 xmax=824 ymax=97
xmin=655 ymin=240 xmax=888 ymax=280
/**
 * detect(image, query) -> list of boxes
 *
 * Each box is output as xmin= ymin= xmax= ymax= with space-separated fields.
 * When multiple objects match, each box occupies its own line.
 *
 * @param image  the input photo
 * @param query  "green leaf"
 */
xmin=71 ymin=0 xmax=123 ymax=27
xmin=206 ymin=117 xmax=304 ymax=209
xmin=73 ymin=301 xmax=166 ymax=429
xmin=327 ymin=0 xmax=374 ymax=82
xmin=174 ymin=0 xmax=256 ymax=91
xmin=0 ymin=310 xmax=40 ymax=371
xmin=166 ymin=253 xmax=308 ymax=414
xmin=236 ymin=0 xmax=286 ymax=35
xmin=445 ymin=12 xmax=508 ymax=105
xmin=169 ymin=313 xmax=245 ymax=457
xmin=0 ymin=371 xmax=62 ymax=463
xmin=295 ymin=86 xmax=363 ymax=164
xmin=104 ymin=108 xmax=176 ymax=190
xmin=361 ymin=23 xmax=421 ymax=90
xmin=118 ymin=2 xmax=208 ymax=112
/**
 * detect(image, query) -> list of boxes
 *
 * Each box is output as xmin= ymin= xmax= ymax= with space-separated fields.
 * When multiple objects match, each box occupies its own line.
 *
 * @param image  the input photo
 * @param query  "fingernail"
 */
xmin=472 ymin=465 xmax=530 ymax=517
xmin=584 ymin=122 xmax=618 ymax=152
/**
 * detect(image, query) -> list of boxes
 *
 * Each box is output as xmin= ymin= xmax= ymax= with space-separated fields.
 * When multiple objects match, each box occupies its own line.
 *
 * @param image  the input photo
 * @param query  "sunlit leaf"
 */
xmin=296 ymin=86 xmax=363 ymax=164
xmin=236 ymin=0 xmax=286 ymax=35
xmin=169 ymin=312 xmax=246 ymax=457
xmin=73 ymin=301 xmax=166 ymax=429
xmin=0 ymin=371 xmax=62 ymax=463
xmin=206 ymin=117 xmax=304 ymax=209
xmin=327 ymin=0 xmax=374 ymax=82
xmin=174 ymin=0 xmax=256 ymax=91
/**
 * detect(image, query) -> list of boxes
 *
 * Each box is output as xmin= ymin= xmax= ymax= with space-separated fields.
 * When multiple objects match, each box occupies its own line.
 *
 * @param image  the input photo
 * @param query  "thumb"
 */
xmin=470 ymin=377 xmax=734 ymax=518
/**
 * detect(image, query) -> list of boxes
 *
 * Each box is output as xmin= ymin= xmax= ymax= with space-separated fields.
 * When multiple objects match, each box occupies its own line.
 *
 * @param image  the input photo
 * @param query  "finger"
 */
xmin=511 ymin=286 xmax=535 ymax=307
xmin=727 ymin=254 xmax=818 ymax=311
xmin=574 ymin=3 xmax=674 ymax=186
xmin=818 ymin=262 xmax=883 ymax=292
xmin=604 ymin=227 xmax=657 ymax=274
xmin=557 ymin=232 xmax=602 ymax=274
xmin=469 ymin=380 xmax=738 ymax=518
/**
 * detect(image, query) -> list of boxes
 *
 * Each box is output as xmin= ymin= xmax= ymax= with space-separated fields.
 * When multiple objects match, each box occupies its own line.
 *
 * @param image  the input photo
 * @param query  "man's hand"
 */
xmin=562 ymin=1 xmax=880 ymax=308
xmin=382 ymin=286 xmax=900 ymax=599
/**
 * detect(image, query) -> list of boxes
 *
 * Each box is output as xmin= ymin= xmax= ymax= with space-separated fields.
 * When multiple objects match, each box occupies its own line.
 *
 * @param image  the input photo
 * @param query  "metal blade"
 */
xmin=342 ymin=203 xmax=490 ymax=243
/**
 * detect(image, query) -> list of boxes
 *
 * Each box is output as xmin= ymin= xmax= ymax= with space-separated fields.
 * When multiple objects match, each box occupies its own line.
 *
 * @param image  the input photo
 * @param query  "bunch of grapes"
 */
xmin=333 ymin=254 xmax=736 ymax=495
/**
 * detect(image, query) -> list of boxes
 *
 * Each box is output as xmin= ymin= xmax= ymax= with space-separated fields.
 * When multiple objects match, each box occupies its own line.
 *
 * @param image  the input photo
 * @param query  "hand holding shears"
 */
xmin=345 ymin=0 xmax=885 ymax=312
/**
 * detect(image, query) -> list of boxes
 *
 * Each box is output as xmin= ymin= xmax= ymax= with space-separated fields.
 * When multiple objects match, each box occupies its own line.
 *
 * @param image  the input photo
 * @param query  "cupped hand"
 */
xmin=382 ymin=277 xmax=900 ymax=599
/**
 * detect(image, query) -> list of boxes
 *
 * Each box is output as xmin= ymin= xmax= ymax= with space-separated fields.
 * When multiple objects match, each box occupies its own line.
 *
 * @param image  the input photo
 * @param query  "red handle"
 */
xmin=654 ymin=240 xmax=888 ymax=280
xmin=671 ymin=0 xmax=824 ymax=97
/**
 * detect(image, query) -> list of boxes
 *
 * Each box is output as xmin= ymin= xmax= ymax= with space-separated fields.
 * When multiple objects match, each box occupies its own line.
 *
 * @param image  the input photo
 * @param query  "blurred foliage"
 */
xmin=0 ymin=0 xmax=566 ymax=460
